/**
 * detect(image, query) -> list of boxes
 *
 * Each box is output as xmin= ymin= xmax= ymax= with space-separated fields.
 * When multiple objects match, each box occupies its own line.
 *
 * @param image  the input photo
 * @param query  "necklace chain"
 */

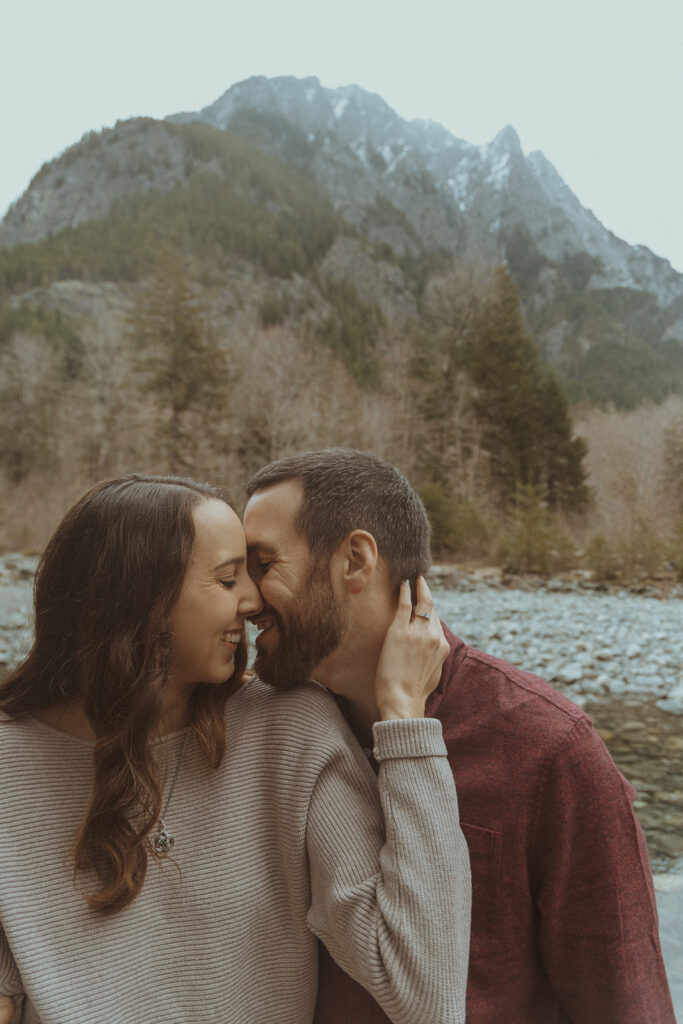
xmin=150 ymin=730 xmax=190 ymax=857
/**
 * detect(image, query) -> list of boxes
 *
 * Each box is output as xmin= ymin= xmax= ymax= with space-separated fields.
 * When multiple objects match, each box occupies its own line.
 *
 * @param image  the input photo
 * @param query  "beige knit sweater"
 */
xmin=0 ymin=677 xmax=470 ymax=1024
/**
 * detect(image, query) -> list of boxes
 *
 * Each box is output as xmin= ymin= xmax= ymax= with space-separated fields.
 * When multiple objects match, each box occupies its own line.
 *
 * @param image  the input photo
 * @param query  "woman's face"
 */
xmin=168 ymin=499 xmax=262 ymax=691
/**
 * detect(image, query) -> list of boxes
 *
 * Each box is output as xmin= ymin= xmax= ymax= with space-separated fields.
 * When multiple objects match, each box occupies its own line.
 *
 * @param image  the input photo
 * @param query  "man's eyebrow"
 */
xmin=212 ymin=556 xmax=245 ymax=572
xmin=247 ymin=542 xmax=277 ymax=555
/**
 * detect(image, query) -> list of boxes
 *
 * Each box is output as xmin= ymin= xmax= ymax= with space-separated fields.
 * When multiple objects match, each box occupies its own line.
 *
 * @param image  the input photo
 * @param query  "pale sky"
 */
xmin=3 ymin=0 xmax=682 ymax=271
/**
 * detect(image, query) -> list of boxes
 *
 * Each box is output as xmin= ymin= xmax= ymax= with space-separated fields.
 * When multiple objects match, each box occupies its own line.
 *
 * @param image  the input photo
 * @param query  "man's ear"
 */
xmin=337 ymin=530 xmax=378 ymax=595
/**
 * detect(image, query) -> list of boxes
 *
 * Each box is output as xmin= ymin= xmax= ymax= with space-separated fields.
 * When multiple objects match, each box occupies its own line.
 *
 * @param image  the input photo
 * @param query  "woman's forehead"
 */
xmin=191 ymin=500 xmax=245 ymax=561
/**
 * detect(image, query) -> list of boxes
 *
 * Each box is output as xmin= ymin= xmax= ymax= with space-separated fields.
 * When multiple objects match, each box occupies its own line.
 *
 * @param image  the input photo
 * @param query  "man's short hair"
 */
xmin=246 ymin=448 xmax=431 ymax=588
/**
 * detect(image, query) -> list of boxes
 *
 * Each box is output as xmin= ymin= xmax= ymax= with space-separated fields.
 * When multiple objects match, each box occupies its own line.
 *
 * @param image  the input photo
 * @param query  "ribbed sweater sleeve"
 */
xmin=305 ymin=716 xmax=471 ymax=1024
xmin=0 ymin=923 xmax=22 ymax=1024
xmin=0 ymin=924 xmax=21 ymax=997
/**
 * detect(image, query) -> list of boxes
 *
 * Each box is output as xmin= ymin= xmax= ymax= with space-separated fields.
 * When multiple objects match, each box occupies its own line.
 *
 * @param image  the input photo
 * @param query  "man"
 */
xmin=243 ymin=448 xmax=675 ymax=1024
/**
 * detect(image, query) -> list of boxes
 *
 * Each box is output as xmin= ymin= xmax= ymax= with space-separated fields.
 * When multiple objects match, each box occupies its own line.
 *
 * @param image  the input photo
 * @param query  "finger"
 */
xmin=413 ymin=575 xmax=435 ymax=619
xmin=415 ymin=575 xmax=435 ymax=609
xmin=396 ymin=579 xmax=413 ymax=621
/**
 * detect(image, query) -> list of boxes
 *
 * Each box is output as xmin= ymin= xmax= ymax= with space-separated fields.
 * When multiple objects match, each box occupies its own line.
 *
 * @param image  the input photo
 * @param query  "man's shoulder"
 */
xmin=464 ymin=643 xmax=584 ymax=718
xmin=439 ymin=628 xmax=589 ymax=748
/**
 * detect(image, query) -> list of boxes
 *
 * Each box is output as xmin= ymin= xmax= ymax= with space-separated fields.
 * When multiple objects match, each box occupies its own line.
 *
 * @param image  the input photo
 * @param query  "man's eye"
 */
xmin=220 ymin=580 xmax=237 ymax=589
xmin=258 ymin=561 xmax=273 ymax=574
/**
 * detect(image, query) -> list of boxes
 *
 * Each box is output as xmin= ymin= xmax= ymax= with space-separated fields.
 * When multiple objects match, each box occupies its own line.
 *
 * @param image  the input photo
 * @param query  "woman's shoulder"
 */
xmin=0 ymin=712 xmax=93 ymax=765
xmin=0 ymin=715 xmax=93 ymax=832
xmin=0 ymin=712 xmax=36 ymax=749
xmin=237 ymin=673 xmax=339 ymax=714
xmin=234 ymin=675 xmax=354 ymax=747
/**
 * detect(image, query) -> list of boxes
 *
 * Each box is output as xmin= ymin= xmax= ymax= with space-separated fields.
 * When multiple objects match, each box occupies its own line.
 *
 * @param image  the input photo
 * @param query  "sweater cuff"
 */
xmin=372 ymin=716 xmax=446 ymax=761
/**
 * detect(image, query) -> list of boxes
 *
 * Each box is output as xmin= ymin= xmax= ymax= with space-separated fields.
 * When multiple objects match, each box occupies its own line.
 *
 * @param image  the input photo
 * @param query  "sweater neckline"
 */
xmin=22 ymin=714 xmax=191 ymax=750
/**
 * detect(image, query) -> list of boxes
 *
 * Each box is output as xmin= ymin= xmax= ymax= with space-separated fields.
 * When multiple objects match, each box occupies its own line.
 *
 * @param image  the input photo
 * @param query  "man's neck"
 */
xmin=311 ymin=580 xmax=399 ymax=737
xmin=312 ymin=633 xmax=383 ymax=737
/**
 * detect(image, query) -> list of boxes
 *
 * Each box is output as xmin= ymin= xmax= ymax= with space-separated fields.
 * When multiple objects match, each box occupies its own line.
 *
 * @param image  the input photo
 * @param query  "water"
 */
xmin=655 ymin=860 xmax=683 ymax=1020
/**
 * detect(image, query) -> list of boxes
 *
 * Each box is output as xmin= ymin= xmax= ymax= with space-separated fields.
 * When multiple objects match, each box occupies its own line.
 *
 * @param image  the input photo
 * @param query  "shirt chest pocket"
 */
xmin=461 ymin=822 xmax=503 ymax=958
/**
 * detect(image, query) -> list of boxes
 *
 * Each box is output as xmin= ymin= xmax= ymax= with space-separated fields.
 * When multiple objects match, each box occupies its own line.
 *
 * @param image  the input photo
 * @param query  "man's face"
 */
xmin=243 ymin=480 xmax=347 ymax=689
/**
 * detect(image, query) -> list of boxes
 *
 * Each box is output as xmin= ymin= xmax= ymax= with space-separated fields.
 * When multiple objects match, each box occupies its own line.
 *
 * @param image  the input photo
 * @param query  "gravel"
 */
xmin=430 ymin=568 xmax=683 ymax=714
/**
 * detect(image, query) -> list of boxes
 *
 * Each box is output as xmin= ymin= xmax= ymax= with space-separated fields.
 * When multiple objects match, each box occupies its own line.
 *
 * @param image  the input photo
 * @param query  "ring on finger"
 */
xmin=414 ymin=611 xmax=431 ymax=620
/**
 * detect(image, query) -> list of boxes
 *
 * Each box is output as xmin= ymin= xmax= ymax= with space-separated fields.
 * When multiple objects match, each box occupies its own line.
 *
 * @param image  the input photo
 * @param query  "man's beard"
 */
xmin=253 ymin=561 xmax=347 ymax=690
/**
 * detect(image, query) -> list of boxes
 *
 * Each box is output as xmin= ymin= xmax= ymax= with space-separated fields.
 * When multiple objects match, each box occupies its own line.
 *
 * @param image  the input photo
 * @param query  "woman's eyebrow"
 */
xmin=212 ymin=556 xmax=245 ymax=572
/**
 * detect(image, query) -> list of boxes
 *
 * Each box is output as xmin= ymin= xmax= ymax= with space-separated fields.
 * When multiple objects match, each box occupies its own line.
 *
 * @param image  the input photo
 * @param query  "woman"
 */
xmin=0 ymin=474 xmax=469 ymax=1024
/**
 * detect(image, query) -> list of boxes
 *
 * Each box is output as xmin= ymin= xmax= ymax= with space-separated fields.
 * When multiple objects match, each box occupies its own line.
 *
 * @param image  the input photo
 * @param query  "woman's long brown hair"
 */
xmin=0 ymin=474 xmax=247 ymax=914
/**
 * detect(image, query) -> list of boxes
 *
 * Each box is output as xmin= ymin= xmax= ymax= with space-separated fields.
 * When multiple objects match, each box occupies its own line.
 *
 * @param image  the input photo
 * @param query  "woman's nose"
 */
xmin=240 ymin=574 xmax=263 ymax=616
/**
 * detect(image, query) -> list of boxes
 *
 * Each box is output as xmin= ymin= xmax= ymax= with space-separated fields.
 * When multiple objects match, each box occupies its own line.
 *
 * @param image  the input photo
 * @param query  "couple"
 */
xmin=0 ymin=448 xmax=675 ymax=1023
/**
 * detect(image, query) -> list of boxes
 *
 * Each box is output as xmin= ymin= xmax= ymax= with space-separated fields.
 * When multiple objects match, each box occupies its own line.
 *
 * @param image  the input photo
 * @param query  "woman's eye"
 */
xmin=220 ymin=580 xmax=237 ymax=589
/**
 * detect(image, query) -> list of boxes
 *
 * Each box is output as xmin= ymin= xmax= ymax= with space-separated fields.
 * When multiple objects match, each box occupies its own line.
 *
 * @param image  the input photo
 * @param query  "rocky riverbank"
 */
xmin=0 ymin=554 xmax=36 ymax=671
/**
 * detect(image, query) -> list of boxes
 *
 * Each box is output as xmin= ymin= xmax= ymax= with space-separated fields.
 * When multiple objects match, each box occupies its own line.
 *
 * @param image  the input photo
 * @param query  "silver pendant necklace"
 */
xmin=150 ymin=730 xmax=190 ymax=857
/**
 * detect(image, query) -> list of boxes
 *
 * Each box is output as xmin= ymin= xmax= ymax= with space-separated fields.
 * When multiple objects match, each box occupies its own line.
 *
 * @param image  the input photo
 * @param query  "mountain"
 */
xmin=170 ymin=76 xmax=683 ymax=301
xmin=1 ymin=75 xmax=682 ymax=406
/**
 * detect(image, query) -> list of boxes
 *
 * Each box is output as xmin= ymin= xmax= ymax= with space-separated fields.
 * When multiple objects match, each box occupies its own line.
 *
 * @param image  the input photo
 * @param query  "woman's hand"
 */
xmin=374 ymin=577 xmax=449 ymax=721
xmin=0 ymin=996 xmax=15 ymax=1024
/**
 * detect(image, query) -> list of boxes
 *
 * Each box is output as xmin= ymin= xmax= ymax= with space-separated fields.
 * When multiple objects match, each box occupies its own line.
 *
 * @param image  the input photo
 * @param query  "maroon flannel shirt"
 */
xmin=315 ymin=625 xmax=675 ymax=1023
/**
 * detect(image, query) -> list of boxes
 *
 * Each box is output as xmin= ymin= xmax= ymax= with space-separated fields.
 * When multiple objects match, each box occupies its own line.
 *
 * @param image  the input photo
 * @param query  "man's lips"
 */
xmin=251 ymin=618 xmax=277 ymax=646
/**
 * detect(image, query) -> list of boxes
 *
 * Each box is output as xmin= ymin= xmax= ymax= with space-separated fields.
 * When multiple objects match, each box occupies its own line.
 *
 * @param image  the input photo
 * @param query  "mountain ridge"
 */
xmin=1 ymin=74 xmax=682 ymax=408
xmin=168 ymin=75 xmax=683 ymax=306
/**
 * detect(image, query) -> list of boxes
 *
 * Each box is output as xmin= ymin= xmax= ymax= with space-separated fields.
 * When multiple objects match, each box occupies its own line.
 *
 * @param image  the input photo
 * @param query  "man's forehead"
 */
xmin=243 ymin=479 xmax=304 ymax=544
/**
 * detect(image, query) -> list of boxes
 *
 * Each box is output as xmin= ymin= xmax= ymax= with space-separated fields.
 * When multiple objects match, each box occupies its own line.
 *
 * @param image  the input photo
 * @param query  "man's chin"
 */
xmin=253 ymin=647 xmax=310 ymax=691
xmin=253 ymin=628 xmax=276 ymax=655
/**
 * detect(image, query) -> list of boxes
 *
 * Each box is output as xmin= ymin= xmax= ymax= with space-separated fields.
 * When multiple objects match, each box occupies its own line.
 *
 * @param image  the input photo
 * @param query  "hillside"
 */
xmin=3 ymin=75 xmax=682 ymax=407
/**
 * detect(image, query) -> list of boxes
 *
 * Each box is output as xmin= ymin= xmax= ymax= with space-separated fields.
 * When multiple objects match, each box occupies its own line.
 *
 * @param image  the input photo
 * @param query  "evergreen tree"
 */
xmin=408 ymin=263 xmax=487 ymax=488
xmin=465 ymin=266 xmax=587 ymax=510
xmin=129 ymin=250 xmax=229 ymax=472
xmin=663 ymin=415 xmax=683 ymax=507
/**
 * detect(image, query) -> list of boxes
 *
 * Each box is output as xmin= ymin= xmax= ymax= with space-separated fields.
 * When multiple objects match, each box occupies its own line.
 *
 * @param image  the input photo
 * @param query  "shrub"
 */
xmin=582 ymin=533 xmax=621 ymax=581
xmin=260 ymin=292 xmax=290 ymax=328
xmin=670 ymin=516 xmax=683 ymax=580
xmin=616 ymin=513 xmax=665 ymax=579
xmin=496 ymin=483 xmax=577 ymax=575
xmin=420 ymin=481 xmax=492 ymax=560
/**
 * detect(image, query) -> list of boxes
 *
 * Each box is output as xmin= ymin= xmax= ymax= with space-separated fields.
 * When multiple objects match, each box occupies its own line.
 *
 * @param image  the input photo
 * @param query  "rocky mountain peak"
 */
xmin=192 ymin=74 xmax=408 ymax=154
xmin=2 ymin=73 xmax=683 ymax=336
xmin=490 ymin=123 xmax=523 ymax=155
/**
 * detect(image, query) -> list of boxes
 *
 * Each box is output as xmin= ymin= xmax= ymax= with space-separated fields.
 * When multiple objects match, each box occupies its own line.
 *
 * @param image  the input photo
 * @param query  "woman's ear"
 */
xmin=338 ymin=530 xmax=378 ymax=595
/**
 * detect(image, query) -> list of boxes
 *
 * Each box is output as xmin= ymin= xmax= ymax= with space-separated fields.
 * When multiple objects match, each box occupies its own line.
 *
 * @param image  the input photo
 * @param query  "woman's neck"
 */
xmin=34 ymin=703 xmax=96 ymax=741
xmin=34 ymin=699 xmax=190 ymax=740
